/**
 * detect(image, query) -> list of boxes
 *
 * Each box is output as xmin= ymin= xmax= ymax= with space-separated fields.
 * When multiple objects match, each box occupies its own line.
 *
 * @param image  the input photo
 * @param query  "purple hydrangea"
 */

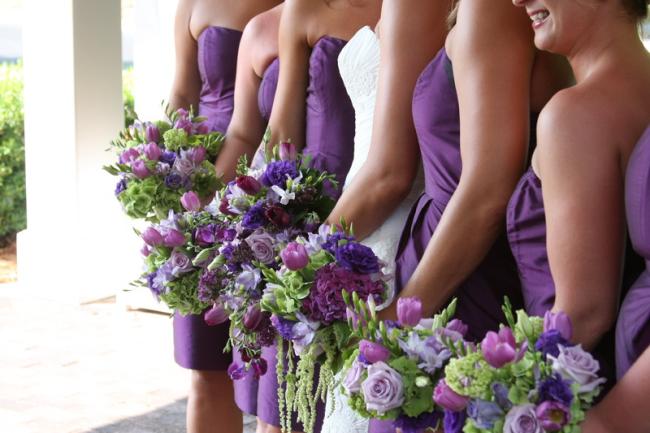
xmin=160 ymin=150 xmax=177 ymax=166
xmin=394 ymin=411 xmax=442 ymax=433
xmin=535 ymin=329 xmax=571 ymax=359
xmin=164 ymin=172 xmax=183 ymax=189
xmin=335 ymin=242 xmax=380 ymax=275
xmin=302 ymin=263 xmax=385 ymax=325
xmin=537 ymin=374 xmax=574 ymax=407
xmin=114 ymin=178 xmax=127 ymax=196
xmin=443 ymin=409 xmax=467 ymax=433
xmin=261 ymin=160 xmax=299 ymax=187
xmin=242 ymin=202 xmax=267 ymax=230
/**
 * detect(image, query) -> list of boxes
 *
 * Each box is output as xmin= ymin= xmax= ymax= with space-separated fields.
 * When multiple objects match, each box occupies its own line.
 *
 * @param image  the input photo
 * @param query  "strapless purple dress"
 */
xmin=173 ymin=26 xmax=242 ymax=371
xmin=234 ymin=37 xmax=353 ymax=431
xmin=616 ymin=126 xmax=650 ymax=378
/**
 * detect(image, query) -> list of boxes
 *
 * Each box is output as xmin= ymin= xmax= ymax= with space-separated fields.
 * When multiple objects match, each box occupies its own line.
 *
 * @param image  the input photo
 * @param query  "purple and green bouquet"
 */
xmin=104 ymin=107 xmax=224 ymax=222
xmin=138 ymin=191 xmax=221 ymax=314
xmin=439 ymin=300 xmax=605 ymax=433
xmin=195 ymin=143 xmax=339 ymax=380
xmin=341 ymin=295 xmax=465 ymax=433
xmin=258 ymin=225 xmax=393 ymax=433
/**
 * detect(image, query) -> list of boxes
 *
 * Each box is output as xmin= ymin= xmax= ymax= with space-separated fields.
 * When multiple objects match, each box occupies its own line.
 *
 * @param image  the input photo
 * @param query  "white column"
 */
xmin=20 ymin=0 xmax=141 ymax=303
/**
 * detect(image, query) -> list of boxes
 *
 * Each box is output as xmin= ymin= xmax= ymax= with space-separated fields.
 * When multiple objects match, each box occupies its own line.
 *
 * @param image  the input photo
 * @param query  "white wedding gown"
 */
xmin=321 ymin=26 xmax=424 ymax=433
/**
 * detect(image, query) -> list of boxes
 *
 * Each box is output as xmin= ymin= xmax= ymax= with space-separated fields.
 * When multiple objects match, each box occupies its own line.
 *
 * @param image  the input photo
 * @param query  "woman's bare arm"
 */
xmin=168 ymin=0 xmax=201 ymax=112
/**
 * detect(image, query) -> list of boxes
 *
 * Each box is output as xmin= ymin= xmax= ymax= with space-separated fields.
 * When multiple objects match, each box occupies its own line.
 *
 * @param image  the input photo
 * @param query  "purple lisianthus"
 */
xmin=236 ymin=264 xmax=262 ymax=291
xmin=119 ymin=147 xmax=140 ymax=164
xmin=467 ymin=400 xmax=504 ymax=429
xmin=180 ymin=191 xmax=201 ymax=212
xmin=194 ymin=224 xmax=216 ymax=247
xmin=114 ymin=178 xmax=127 ymax=196
xmin=537 ymin=374 xmax=574 ymax=407
xmin=481 ymin=327 xmax=527 ymax=368
xmin=343 ymin=359 xmax=366 ymax=393
xmin=261 ymin=160 xmax=299 ymax=187
xmin=361 ymin=361 xmax=405 ymax=414
xmin=544 ymin=311 xmax=573 ymax=341
xmin=270 ymin=314 xmax=297 ymax=340
xmin=245 ymin=230 xmax=276 ymax=265
xmin=434 ymin=380 xmax=469 ymax=412
xmin=227 ymin=361 xmax=247 ymax=380
xmin=503 ymin=404 xmax=543 ymax=433
xmin=164 ymin=172 xmax=183 ymax=189
xmin=145 ymin=124 xmax=160 ymax=143
xmin=321 ymin=231 xmax=354 ymax=255
xmin=397 ymin=297 xmax=422 ymax=327
xmin=160 ymin=150 xmax=177 ymax=166
xmin=549 ymin=345 xmax=605 ymax=393
xmin=395 ymin=411 xmax=443 ymax=433
xmin=535 ymin=329 xmax=571 ymax=359
xmin=280 ymin=242 xmax=309 ymax=270
xmin=535 ymin=401 xmax=570 ymax=432
xmin=493 ymin=382 xmax=513 ymax=411
xmin=215 ymin=226 xmax=237 ymax=242
xmin=443 ymin=409 xmax=467 ymax=433
xmin=335 ymin=242 xmax=380 ymax=275
xmin=146 ymin=271 xmax=165 ymax=296
xmin=236 ymin=175 xmax=262 ymax=195
xmin=359 ymin=340 xmax=391 ymax=364
xmin=131 ymin=159 xmax=150 ymax=179
xmin=265 ymin=205 xmax=291 ymax=228
xmin=163 ymin=229 xmax=186 ymax=248
xmin=144 ymin=142 xmax=162 ymax=161
xmin=187 ymin=146 xmax=206 ymax=164
xmin=204 ymin=302 xmax=229 ymax=326
xmin=142 ymin=227 xmax=164 ymax=246
xmin=242 ymin=202 xmax=267 ymax=230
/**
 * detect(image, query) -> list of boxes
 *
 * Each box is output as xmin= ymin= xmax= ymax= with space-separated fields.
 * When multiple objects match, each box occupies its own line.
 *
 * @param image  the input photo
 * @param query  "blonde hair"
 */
xmin=447 ymin=1 xmax=460 ymax=29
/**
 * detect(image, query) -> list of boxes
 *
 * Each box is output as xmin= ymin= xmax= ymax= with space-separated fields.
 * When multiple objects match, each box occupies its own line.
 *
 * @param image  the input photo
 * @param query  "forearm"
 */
xmin=214 ymin=133 xmax=259 ymax=183
xmin=168 ymin=90 xmax=199 ymax=114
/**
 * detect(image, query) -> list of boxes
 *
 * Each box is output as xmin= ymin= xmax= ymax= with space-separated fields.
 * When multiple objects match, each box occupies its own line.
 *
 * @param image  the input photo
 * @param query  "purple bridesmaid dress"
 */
xmin=616 ymin=126 xmax=650 ymax=378
xmin=173 ymin=27 xmax=242 ymax=371
xmin=234 ymin=36 xmax=354 ymax=431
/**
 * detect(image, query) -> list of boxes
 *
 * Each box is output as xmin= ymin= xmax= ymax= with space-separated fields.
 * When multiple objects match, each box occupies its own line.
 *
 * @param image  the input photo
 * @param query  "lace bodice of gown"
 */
xmin=339 ymin=26 xmax=424 ymax=290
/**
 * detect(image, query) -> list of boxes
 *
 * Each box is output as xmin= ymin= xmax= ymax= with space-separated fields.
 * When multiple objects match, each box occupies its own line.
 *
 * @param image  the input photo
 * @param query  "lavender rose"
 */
xmin=549 ymin=345 xmax=605 ymax=393
xmin=361 ymin=362 xmax=405 ymax=414
xmin=245 ymin=230 xmax=276 ymax=265
xmin=503 ymin=404 xmax=543 ymax=433
xmin=343 ymin=359 xmax=366 ymax=393
xmin=169 ymin=250 xmax=192 ymax=275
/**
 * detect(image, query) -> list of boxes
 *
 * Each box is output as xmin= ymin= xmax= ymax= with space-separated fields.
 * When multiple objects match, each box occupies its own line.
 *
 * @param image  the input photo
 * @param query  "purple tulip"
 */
xmin=280 ymin=242 xmax=309 ymax=271
xmin=131 ymin=159 xmax=150 ymax=179
xmin=143 ymin=142 xmax=162 ymax=161
xmin=481 ymin=327 xmax=527 ymax=369
xmin=433 ymin=380 xmax=470 ymax=412
xmin=140 ymin=244 xmax=152 ymax=257
xmin=204 ymin=302 xmax=229 ymax=326
xmin=446 ymin=319 xmax=469 ymax=337
xmin=142 ymin=227 xmax=164 ymax=246
xmin=180 ymin=191 xmax=201 ymax=212
xmin=243 ymin=304 xmax=263 ymax=331
xmin=265 ymin=205 xmax=291 ymax=228
xmin=119 ymin=147 xmax=140 ymax=164
xmin=359 ymin=340 xmax=391 ymax=364
xmin=163 ymin=229 xmax=186 ymax=248
xmin=235 ymin=175 xmax=262 ymax=195
xmin=145 ymin=124 xmax=160 ymax=143
xmin=279 ymin=141 xmax=297 ymax=161
xmin=187 ymin=146 xmax=206 ymax=164
xmin=544 ymin=311 xmax=573 ymax=341
xmin=194 ymin=122 xmax=209 ymax=135
xmin=397 ymin=297 xmax=422 ymax=327
xmin=175 ymin=118 xmax=193 ymax=135
xmin=535 ymin=401 xmax=570 ymax=431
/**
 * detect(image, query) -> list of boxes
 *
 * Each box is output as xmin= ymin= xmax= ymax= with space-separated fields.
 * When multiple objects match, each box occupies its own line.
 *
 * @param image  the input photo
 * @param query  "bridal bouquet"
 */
xmin=340 ymin=296 xmax=466 ymax=433
xmin=259 ymin=225 xmax=393 ymax=433
xmin=196 ymin=143 xmax=339 ymax=379
xmin=439 ymin=301 xmax=605 ymax=433
xmin=138 ymin=191 xmax=219 ymax=314
xmin=104 ymin=107 xmax=224 ymax=222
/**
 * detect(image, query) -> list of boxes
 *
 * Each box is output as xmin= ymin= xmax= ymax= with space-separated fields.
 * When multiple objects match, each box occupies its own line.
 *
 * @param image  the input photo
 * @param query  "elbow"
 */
xmin=557 ymin=302 xmax=616 ymax=350
xmin=371 ymin=164 xmax=417 ymax=205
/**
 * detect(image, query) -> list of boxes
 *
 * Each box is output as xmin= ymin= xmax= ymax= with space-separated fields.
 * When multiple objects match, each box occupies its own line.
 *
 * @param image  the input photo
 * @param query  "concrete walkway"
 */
xmin=0 ymin=286 xmax=255 ymax=433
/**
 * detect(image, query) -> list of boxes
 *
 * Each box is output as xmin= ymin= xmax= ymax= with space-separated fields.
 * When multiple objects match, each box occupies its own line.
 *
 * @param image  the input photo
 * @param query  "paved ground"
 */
xmin=0 ymin=285 xmax=256 ymax=433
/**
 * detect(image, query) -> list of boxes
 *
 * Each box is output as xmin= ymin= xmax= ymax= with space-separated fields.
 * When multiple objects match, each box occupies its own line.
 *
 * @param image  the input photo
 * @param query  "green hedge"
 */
xmin=0 ymin=63 xmax=136 ymax=244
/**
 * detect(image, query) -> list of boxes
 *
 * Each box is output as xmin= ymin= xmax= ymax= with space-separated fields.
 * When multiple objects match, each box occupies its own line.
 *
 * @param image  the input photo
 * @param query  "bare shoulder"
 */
xmin=242 ymin=3 xmax=281 ymax=41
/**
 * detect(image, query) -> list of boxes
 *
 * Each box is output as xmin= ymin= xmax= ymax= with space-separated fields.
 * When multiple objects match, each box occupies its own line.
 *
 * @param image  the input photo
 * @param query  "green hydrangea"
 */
xmin=160 ymin=271 xmax=210 ymax=315
xmin=389 ymin=356 xmax=434 ymax=417
xmin=444 ymin=351 xmax=496 ymax=400
xmin=163 ymin=128 xmax=188 ymax=151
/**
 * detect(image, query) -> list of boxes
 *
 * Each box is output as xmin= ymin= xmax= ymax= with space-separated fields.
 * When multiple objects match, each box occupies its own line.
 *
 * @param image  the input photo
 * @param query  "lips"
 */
xmin=529 ymin=9 xmax=550 ymax=28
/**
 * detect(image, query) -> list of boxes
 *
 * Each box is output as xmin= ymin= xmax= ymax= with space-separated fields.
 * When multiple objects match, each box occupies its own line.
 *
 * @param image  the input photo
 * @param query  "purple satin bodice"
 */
xmin=258 ymin=58 xmax=279 ymax=123
xmin=197 ymin=26 xmax=242 ymax=133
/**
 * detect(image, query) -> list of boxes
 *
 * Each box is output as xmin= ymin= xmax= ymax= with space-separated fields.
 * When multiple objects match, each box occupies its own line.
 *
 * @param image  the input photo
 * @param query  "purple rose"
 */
xmin=549 ymin=345 xmax=605 ymax=393
xmin=359 ymin=340 xmax=391 ymax=364
xmin=194 ymin=224 xmax=216 ymax=247
xmin=335 ymin=242 xmax=380 ymax=274
xmin=343 ymin=359 xmax=366 ymax=393
xmin=433 ymin=380 xmax=469 ymax=412
xmin=535 ymin=330 xmax=571 ymax=359
xmin=279 ymin=141 xmax=297 ymax=161
xmin=160 ymin=150 xmax=177 ymax=166
xmin=173 ymin=155 xmax=194 ymax=177
xmin=265 ymin=205 xmax=291 ymax=228
xmin=397 ymin=297 xmax=422 ymax=327
xmin=503 ymin=404 xmax=543 ymax=433
xmin=537 ymin=374 xmax=574 ymax=407
xmin=131 ymin=159 xmax=150 ymax=179
xmin=481 ymin=327 xmax=527 ymax=368
xmin=235 ymin=175 xmax=262 ymax=195
xmin=145 ymin=124 xmax=160 ymax=143
xmin=535 ymin=401 xmax=570 ymax=432
xmin=164 ymin=172 xmax=183 ymax=189
xmin=361 ymin=362 xmax=404 ymax=414
xmin=180 ymin=191 xmax=201 ymax=212
xmin=119 ymin=147 xmax=140 ymax=164
xmin=142 ymin=227 xmax=164 ymax=246
xmin=243 ymin=304 xmax=263 ymax=331
xmin=544 ymin=311 xmax=573 ymax=341
xmin=242 ymin=202 xmax=267 ymax=230
xmin=245 ymin=230 xmax=276 ymax=265
xmin=163 ymin=229 xmax=186 ymax=248
xmin=204 ymin=302 xmax=228 ymax=326
xmin=261 ymin=160 xmax=299 ymax=187
xmin=280 ymin=242 xmax=309 ymax=270
xmin=144 ymin=142 xmax=162 ymax=161
xmin=187 ymin=146 xmax=206 ymax=164
xmin=227 ymin=361 xmax=247 ymax=380
xmin=467 ymin=400 xmax=504 ymax=429
xmin=443 ymin=409 xmax=467 ymax=433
